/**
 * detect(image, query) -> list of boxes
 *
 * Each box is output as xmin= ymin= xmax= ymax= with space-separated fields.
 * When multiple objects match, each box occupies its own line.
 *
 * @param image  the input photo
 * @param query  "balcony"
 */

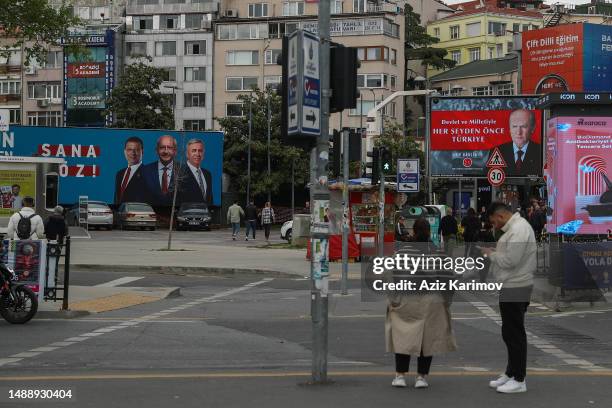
xmin=126 ymin=0 xmax=219 ymax=16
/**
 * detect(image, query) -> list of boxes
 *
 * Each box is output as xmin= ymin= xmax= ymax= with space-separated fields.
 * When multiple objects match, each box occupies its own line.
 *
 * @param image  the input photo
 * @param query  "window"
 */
xmin=185 ymin=40 xmax=206 ymax=55
xmin=496 ymin=44 xmax=503 ymax=57
xmin=226 ymin=77 xmax=258 ymax=91
xmin=390 ymin=75 xmax=397 ymax=90
xmin=353 ymin=0 xmax=365 ymax=13
xmin=27 ymin=82 xmax=60 ymax=99
xmin=76 ymin=7 xmax=90 ymax=19
xmin=264 ymin=75 xmax=282 ymax=91
xmin=133 ymin=16 xmax=153 ymax=31
xmin=466 ymin=22 xmax=481 ymax=37
xmin=488 ymin=47 xmax=495 ymax=59
xmin=9 ymin=109 xmax=21 ymax=124
xmin=0 ymin=80 xmax=21 ymax=95
xmin=283 ymin=1 xmax=304 ymax=16
xmin=513 ymin=23 xmax=520 ymax=33
xmin=184 ymin=93 xmax=206 ymax=107
xmin=184 ymin=120 xmax=206 ymax=131
xmin=330 ymin=0 xmax=342 ymax=14
xmin=450 ymin=25 xmax=459 ymax=40
xmin=496 ymin=83 xmax=514 ymax=95
xmin=357 ymin=46 xmax=389 ymax=62
xmin=155 ymin=41 xmax=176 ymax=56
xmin=450 ymin=50 xmax=461 ymax=64
xmin=522 ymin=24 xmax=529 ymax=32
xmin=27 ymin=111 xmax=61 ymax=127
xmin=226 ymin=50 xmax=258 ymax=65
xmin=249 ymin=3 xmax=269 ymax=17
xmin=357 ymin=74 xmax=386 ymax=88
xmin=433 ymin=27 xmax=440 ymax=38
xmin=264 ymin=49 xmax=282 ymax=65
xmin=218 ymin=24 xmax=267 ymax=40
xmin=268 ymin=22 xmax=285 ymax=38
xmin=127 ymin=42 xmax=147 ymax=57
xmin=161 ymin=67 xmax=176 ymax=82
xmin=160 ymin=15 xmax=179 ymax=29
xmin=184 ymin=67 xmax=206 ymax=81
xmin=226 ymin=103 xmax=244 ymax=117
xmin=185 ymin=14 xmax=205 ymax=29
xmin=472 ymin=86 xmax=492 ymax=96
xmin=92 ymin=6 xmax=109 ymax=20
xmin=507 ymin=42 xmax=513 ymax=52
xmin=488 ymin=22 xmax=507 ymax=35
xmin=390 ymin=49 xmax=397 ymax=65
xmin=349 ymin=100 xmax=375 ymax=116
xmin=43 ymin=51 xmax=62 ymax=68
xmin=468 ymin=47 xmax=480 ymax=62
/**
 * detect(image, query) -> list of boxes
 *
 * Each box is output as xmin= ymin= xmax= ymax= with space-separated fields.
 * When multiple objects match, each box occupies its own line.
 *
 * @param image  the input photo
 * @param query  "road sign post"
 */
xmin=487 ymin=167 xmax=506 ymax=187
xmin=397 ymin=159 xmax=420 ymax=193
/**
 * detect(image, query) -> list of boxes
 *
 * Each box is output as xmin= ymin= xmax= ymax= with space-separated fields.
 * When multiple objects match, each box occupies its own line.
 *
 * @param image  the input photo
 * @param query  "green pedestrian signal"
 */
xmin=380 ymin=147 xmax=392 ymax=175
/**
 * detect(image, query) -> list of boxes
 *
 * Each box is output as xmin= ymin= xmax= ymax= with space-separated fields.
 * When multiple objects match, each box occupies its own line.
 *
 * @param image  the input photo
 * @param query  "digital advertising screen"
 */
xmin=429 ymin=96 xmax=543 ymax=177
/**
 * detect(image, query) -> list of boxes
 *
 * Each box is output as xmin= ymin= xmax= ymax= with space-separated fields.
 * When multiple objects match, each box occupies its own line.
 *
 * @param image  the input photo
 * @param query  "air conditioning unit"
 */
xmin=201 ymin=20 xmax=212 ymax=30
xmin=37 ymin=98 xmax=50 ymax=108
xmin=50 ymin=97 xmax=62 ymax=105
xmin=225 ymin=9 xmax=238 ymax=18
xmin=25 ymin=65 xmax=36 ymax=75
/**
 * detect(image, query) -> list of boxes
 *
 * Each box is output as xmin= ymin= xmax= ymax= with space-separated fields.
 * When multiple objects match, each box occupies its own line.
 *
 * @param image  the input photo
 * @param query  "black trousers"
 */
xmin=499 ymin=286 xmax=532 ymax=382
xmin=395 ymin=353 xmax=432 ymax=375
xmin=264 ymin=224 xmax=271 ymax=239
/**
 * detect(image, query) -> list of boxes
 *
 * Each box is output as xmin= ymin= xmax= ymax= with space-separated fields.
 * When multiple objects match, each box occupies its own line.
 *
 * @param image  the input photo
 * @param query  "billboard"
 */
xmin=1 ymin=126 xmax=223 ymax=207
xmin=522 ymin=23 xmax=612 ymax=94
xmin=429 ymin=97 xmax=542 ymax=177
xmin=545 ymin=116 xmax=612 ymax=235
xmin=0 ymin=167 xmax=36 ymax=215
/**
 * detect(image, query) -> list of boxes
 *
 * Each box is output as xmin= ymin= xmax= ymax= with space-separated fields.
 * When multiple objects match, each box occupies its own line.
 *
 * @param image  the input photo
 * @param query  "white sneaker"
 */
xmin=489 ymin=374 xmax=511 ymax=389
xmin=496 ymin=379 xmax=527 ymax=393
xmin=415 ymin=376 xmax=429 ymax=389
xmin=391 ymin=375 xmax=407 ymax=388
xmin=245 ymin=237 xmax=249 ymax=241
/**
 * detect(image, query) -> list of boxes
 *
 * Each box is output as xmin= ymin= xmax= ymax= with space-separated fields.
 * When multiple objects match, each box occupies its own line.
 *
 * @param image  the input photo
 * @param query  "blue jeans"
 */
xmin=231 ymin=222 xmax=240 ymax=236
xmin=245 ymin=220 xmax=256 ymax=238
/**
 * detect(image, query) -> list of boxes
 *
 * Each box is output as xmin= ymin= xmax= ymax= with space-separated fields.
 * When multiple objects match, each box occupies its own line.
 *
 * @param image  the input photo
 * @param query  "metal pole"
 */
xmin=311 ymin=0 xmax=330 ymax=384
xmin=291 ymin=159 xmax=295 ymax=218
xmin=359 ymin=93 xmax=364 ymax=175
xmin=341 ymin=127 xmax=349 ymax=295
xmin=426 ymin=93 xmax=432 ymax=204
xmin=61 ymin=236 xmax=71 ymax=311
xmin=267 ymin=92 xmax=271 ymax=202
xmin=247 ymin=93 xmax=252 ymax=205
xmin=458 ymin=178 xmax=462 ymax=220
xmin=378 ymin=148 xmax=385 ymax=258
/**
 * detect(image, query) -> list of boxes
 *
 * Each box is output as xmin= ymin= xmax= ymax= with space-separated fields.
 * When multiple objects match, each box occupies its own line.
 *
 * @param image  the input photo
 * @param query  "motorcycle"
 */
xmin=0 ymin=263 xmax=38 ymax=324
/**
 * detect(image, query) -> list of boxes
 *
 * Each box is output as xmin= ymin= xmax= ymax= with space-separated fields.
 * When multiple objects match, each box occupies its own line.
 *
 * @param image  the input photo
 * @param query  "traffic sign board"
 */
xmin=486 ymin=147 xmax=507 ymax=167
xmin=487 ymin=167 xmax=505 ymax=186
xmin=397 ymin=158 xmax=419 ymax=192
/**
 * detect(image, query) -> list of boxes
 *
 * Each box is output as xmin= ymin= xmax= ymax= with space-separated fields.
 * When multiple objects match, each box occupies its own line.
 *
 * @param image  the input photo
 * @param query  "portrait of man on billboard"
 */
xmin=115 ymin=137 xmax=147 ymax=204
xmin=141 ymin=135 xmax=178 ymax=206
xmin=492 ymin=109 xmax=542 ymax=176
xmin=179 ymin=138 xmax=213 ymax=206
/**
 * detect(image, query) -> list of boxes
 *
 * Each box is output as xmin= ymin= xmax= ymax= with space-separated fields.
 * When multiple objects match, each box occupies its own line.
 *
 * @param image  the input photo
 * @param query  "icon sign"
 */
xmin=486 ymin=147 xmax=507 ymax=167
xmin=487 ymin=167 xmax=505 ymax=187
xmin=397 ymin=158 xmax=419 ymax=192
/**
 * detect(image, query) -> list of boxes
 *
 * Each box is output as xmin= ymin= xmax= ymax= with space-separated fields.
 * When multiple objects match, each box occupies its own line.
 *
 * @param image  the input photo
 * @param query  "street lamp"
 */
xmin=162 ymin=84 xmax=181 ymax=130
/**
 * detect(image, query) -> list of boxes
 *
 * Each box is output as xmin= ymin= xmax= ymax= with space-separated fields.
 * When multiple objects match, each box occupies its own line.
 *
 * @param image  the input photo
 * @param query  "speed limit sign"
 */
xmin=487 ymin=167 xmax=505 ymax=186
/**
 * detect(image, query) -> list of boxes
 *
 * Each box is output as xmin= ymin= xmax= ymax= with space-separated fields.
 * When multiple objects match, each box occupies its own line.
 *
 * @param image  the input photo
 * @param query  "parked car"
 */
xmin=280 ymin=220 xmax=292 ymax=242
xmin=175 ymin=202 xmax=211 ymax=231
xmin=115 ymin=202 xmax=157 ymax=231
xmin=66 ymin=201 xmax=113 ymax=230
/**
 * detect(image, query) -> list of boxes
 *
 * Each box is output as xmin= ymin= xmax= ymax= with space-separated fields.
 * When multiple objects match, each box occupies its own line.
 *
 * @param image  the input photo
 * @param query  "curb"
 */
xmin=71 ymin=264 xmax=303 ymax=279
xmin=35 ymin=309 xmax=91 ymax=319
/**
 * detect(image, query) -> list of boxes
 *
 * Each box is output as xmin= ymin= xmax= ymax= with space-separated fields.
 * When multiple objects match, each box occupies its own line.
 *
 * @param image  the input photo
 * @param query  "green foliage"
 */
xmin=216 ymin=88 xmax=309 ymax=198
xmin=104 ymin=59 xmax=174 ymax=130
xmin=405 ymin=4 xmax=456 ymax=70
xmin=0 ymin=0 xmax=83 ymax=64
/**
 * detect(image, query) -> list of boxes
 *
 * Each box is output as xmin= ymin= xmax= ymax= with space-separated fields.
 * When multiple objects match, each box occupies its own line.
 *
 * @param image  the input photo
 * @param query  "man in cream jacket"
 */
xmin=481 ymin=202 xmax=536 ymax=394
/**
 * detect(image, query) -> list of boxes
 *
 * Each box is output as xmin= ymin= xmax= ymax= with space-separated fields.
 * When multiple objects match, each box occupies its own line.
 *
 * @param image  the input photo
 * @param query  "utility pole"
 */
xmin=247 ymin=93 xmax=252 ymax=205
xmin=378 ymin=147 xmax=385 ymax=258
xmin=341 ymin=127 xmax=349 ymax=295
xmin=267 ymin=92 xmax=272 ymax=202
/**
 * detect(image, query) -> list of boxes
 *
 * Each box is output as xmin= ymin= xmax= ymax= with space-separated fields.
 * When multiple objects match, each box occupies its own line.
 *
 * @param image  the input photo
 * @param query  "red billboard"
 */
xmin=522 ymin=24 xmax=584 ymax=93
xmin=66 ymin=62 xmax=105 ymax=78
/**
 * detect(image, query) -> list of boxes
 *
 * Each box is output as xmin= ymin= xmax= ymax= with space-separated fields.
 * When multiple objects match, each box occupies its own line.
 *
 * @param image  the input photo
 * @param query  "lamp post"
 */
xmin=247 ymin=90 xmax=253 ymax=205
xmin=162 ymin=84 xmax=181 ymax=130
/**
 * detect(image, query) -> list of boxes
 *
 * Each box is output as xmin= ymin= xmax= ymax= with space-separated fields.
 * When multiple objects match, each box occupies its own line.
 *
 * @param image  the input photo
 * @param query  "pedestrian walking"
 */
xmin=6 ymin=196 xmax=44 ymax=240
xmin=226 ymin=200 xmax=244 ymax=240
xmin=387 ymin=218 xmax=457 ymax=389
xmin=475 ymin=221 xmax=495 ymax=283
xmin=45 ymin=206 xmax=68 ymax=244
xmin=244 ymin=200 xmax=258 ymax=241
xmin=481 ymin=202 xmax=536 ymax=394
xmin=461 ymin=208 xmax=481 ymax=257
xmin=260 ymin=201 xmax=275 ymax=243
xmin=438 ymin=208 xmax=458 ymax=255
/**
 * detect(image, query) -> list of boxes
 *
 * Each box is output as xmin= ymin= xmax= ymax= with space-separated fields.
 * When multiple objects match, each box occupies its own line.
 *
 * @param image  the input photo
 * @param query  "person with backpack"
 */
xmin=45 ymin=206 xmax=69 ymax=244
xmin=7 ymin=196 xmax=45 ymax=240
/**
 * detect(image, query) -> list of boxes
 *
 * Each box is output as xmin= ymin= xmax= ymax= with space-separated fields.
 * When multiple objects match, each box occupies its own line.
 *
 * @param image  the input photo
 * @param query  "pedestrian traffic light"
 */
xmin=330 ymin=129 xmax=341 ymax=178
xmin=366 ymin=147 xmax=380 ymax=185
xmin=380 ymin=147 xmax=392 ymax=174
xmin=330 ymin=43 xmax=360 ymax=113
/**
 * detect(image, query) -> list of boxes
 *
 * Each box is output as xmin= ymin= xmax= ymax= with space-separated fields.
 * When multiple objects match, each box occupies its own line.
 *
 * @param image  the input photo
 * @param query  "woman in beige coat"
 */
xmin=386 ymin=218 xmax=457 ymax=388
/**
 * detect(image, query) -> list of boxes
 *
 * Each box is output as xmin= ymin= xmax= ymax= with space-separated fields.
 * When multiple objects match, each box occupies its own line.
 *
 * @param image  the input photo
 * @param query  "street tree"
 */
xmin=105 ymin=59 xmax=174 ymax=130
xmin=216 ymin=88 xmax=309 ymax=199
xmin=0 ymin=0 xmax=83 ymax=64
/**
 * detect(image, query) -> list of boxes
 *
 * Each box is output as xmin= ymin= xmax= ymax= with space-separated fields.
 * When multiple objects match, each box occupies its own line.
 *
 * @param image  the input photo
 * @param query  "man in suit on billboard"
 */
xmin=115 ymin=137 xmax=147 ymax=204
xmin=141 ymin=135 xmax=177 ymax=206
xmin=179 ymin=138 xmax=213 ymax=206
xmin=493 ymin=109 xmax=542 ymax=176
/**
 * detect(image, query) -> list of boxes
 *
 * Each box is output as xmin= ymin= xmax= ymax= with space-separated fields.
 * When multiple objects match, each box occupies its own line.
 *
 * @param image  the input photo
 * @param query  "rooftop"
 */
xmin=430 ymin=54 xmax=518 ymax=82
xmin=438 ymin=4 xmax=543 ymax=20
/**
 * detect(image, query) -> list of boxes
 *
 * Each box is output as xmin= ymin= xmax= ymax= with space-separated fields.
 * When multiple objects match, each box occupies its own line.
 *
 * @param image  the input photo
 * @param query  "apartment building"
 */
xmin=214 ymin=0 xmax=405 ymax=138
xmin=124 ymin=0 xmax=219 ymax=130
xmin=0 ymin=45 xmax=25 ymax=126
xmin=426 ymin=5 xmax=543 ymax=78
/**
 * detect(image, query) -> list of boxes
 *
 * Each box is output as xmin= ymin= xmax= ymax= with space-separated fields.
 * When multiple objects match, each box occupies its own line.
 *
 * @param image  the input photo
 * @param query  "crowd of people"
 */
xmin=227 ymin=200 xmax=276 ymax=243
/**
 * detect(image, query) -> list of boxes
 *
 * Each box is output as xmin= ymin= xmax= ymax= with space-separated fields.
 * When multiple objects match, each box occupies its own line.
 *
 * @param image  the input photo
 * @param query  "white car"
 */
xmin=280 ymin=220 xmax=292 ymax=242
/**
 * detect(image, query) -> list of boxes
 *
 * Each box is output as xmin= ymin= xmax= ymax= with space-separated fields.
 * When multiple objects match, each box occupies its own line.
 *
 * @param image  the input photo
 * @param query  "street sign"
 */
xmin=78 ymin=195 xmax=88 ymax=229
xmin=486 ymin=147 xmax=507 ymax=167
xmin=397 ymin=158 xmax=419 ymax=192
xmin=287 ymin=32 xmax=299 ymax=135
xmin=0 ymin=109 xmax=9 ymax=132
xmin=487 ymin=167 xmax=505 ymax=187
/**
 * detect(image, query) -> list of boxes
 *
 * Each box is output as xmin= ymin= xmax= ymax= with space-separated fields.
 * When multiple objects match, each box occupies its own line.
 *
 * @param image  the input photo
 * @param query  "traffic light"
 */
xmin=366 ymin=147 xmax=380 ymax=185
xmin=380 ymin=147 xmax=392 ymax=174
xmin=330 ymin=129 xmax=341 ymax=178
xmin=330 ymin=43 xmax=360 ymax=113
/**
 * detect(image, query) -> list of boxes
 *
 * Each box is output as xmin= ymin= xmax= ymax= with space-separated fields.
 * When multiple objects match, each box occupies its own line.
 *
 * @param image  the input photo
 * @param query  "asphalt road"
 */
xmin=1 ymin=271 xmax=611 ymax=407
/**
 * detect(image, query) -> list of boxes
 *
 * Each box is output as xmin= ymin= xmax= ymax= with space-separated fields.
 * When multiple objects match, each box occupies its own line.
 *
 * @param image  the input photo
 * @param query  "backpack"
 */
xmin=16 ymin=213 xmax=35 ymax=240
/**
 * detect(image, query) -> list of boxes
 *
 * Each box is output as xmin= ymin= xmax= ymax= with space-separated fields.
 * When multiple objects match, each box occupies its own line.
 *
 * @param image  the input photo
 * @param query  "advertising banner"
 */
xmin=430 ymin=97 xmax=542 ymax=177
xmin=0 ymin=167 xmax=36 ymax=215
xmin=1 ymin=239 xmax=46 ymax=300
xmin=545 ymin=116 xmax=612 ymax=235
xmin=1 ymin=126 xmax=224 ymax=207
xmin=67 ymin=62 xmax=105 ymax=78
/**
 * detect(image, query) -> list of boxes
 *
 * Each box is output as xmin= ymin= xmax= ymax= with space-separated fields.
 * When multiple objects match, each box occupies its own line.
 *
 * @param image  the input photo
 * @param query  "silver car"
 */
xmin=66 ymin=201 xmax=113 ymax=230
xmin=115 ymin=202 xmax=157 ymax=231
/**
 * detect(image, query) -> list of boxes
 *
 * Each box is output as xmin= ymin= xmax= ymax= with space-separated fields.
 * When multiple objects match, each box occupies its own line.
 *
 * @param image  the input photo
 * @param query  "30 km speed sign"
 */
xmin=487 ymin=167 xmax=505 ymax=186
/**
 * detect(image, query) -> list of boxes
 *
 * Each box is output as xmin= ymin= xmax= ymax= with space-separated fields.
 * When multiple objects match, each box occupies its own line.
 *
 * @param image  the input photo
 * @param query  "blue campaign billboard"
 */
xmin=582 ymin=23 xmax=612 ymax=92
xmin=1 ymin=126 xmax=223 ymax=207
